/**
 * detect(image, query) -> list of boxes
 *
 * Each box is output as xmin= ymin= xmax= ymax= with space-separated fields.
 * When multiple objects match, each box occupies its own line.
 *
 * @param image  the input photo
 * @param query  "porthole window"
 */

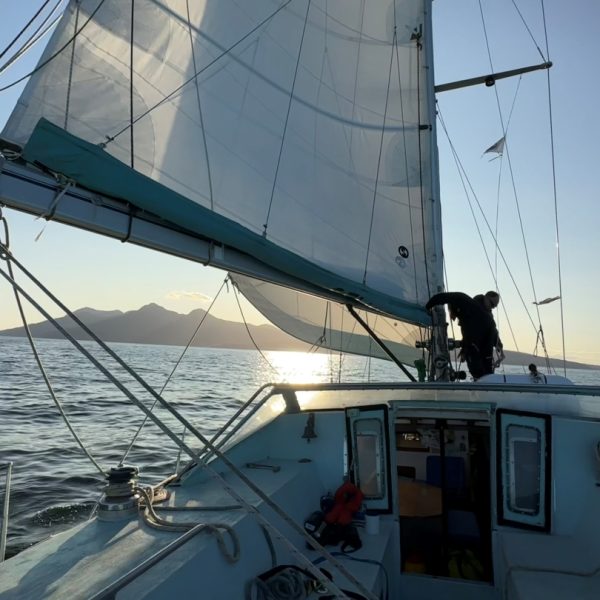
xmin=498 ymin=411 xmax=550 ymax=531
xmin=354 ymin=419 xmax=385 ymax=498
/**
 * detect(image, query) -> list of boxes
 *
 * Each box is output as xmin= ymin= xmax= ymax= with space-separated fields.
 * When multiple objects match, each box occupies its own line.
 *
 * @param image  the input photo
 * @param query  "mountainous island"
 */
xmin=0 ymin=304 xmax=310 ymax=352
xmin=0 ymin=303 xmax=597 ymax=371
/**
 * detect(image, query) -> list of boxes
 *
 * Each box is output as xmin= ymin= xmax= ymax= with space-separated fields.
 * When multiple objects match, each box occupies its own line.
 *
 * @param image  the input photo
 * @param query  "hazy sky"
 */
xmin=1 ymin=1 xmax=599 ymax=364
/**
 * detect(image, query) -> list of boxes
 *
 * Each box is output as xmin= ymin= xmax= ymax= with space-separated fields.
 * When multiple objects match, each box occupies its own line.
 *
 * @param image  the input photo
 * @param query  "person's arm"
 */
xmin=425 ymin=292 xmax=471 ymax=312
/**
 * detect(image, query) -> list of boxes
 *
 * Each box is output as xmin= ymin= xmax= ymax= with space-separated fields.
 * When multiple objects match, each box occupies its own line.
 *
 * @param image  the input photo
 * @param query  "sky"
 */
xmin=0 ymin=0 xmax=599 ymax=364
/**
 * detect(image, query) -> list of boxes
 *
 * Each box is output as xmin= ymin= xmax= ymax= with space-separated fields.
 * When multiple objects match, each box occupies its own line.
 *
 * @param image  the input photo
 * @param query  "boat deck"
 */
xmin=0 ymin=453 xmax=392 ymax=599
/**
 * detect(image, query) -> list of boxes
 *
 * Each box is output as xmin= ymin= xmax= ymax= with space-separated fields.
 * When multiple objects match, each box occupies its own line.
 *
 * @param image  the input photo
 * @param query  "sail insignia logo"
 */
xmin=395 ymin=245 xmax=409 ymax=268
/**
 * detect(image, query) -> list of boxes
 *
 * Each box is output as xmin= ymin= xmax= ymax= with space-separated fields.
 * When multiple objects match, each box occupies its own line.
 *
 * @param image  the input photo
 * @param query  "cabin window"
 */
xmin=498 ymin=411 xmax=550 ymax=531
xmin=354 ymin=418 xmax=385 ymax=498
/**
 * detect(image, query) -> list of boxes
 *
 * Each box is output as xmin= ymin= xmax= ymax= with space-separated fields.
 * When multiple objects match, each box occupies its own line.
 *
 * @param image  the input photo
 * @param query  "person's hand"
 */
xmin=494 ymin=347 xmax=505 ymax=368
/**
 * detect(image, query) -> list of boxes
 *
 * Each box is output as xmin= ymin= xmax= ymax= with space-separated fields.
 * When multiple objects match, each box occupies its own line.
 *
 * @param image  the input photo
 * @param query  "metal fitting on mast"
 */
xmin=429 ymin=305 xmax=451 ymax=381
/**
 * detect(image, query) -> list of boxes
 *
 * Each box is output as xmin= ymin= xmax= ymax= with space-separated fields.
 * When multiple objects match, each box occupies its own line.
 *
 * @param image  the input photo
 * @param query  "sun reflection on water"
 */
xmin=261 ymin=351 xmax=333 ymax=384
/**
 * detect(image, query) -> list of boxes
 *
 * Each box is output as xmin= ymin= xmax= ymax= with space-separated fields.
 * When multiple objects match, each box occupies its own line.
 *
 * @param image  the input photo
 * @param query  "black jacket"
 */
xmin=426 ymin=292 xmax=499 ymax=351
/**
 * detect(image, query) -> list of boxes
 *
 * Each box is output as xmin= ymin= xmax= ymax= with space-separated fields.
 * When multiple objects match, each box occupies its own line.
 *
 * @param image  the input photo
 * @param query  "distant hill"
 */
xmin=0 ymin=304 xmax=310 ymax=352
xmin=0 ymin=304 xmax=597 ymax=370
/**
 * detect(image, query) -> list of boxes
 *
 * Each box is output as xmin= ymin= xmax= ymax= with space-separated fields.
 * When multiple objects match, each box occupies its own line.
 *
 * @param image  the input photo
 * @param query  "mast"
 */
xmin=423 ymin=0 xmax=451 ymax=380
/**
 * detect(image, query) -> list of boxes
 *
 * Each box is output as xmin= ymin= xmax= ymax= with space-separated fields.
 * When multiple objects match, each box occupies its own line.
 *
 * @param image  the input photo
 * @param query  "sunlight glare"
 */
xmin=266 ymin=351 xmax=331 ymax=384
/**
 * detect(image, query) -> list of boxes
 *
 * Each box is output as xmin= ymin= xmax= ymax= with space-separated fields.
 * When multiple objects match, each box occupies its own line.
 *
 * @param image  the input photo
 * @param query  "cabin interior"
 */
xmin=394 ymin=416 xmax=492 ymax=582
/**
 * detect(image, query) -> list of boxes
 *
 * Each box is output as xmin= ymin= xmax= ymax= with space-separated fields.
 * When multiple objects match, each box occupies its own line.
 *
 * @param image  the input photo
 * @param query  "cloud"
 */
xmin=166 ymin=291 xmax=212 ymax=302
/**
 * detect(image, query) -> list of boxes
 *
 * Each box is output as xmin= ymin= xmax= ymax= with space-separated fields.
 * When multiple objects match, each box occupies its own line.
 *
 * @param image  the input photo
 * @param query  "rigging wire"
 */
xmin=0 ymin=0 xmax=65 ymax=76
xmin=129 ymin=0 xmax=135 ymax=169
xmin=437 ymin=107 xmax=529 ymax=356
xmin=185 ymin=0 xmax=214 ymax=211
xmin=510 ymin=0 xmax=548 ymax=62
xmin=362 ymin=29 xmax=396 ymax=285
xmin=231 ymin=280 xmax=280 ymax=378
xmin=263 ymin=0 xmax=312 ymax=236
xmin=0 ymin=0 xmax=52 ymax=62
xmin=394 ymin=31 xmax=420 ymax=303
xmin=64 ymin=2 xmax=80 ymax=131
xmin=0 ymin=0 xmax=107 ymax=93
xmin=119 ymin=278 xmax=229 ymax=466
xmin=478 ymin=0 xmax=551 ymax=360
xmin=103 ymin=0 xmax=294 ymax=147
xmin=442 ymin=257 xmax=460 ymax=373
xmin=0 ymin=217 xmax=106 ymax=477
xmin=492 ymin=76 xmax=522 ymax=280
xmin=540 ymin=0 xmax=567 ymax=376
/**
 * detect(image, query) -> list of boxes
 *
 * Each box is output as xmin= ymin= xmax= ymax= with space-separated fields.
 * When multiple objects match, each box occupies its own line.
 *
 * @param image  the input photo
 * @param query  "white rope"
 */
xmin=136 ymin=486 xmax=241 ymax=564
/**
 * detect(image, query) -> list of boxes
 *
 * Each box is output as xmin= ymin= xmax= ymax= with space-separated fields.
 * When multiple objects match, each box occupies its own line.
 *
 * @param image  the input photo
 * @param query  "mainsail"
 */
xmin=1 ymin=0 xmax=443 ymax=357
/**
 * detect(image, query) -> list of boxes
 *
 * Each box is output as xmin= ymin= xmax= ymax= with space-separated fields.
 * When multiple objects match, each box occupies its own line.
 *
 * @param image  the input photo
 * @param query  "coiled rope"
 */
xmin=136 ymin=485 xmax=240 ymax=564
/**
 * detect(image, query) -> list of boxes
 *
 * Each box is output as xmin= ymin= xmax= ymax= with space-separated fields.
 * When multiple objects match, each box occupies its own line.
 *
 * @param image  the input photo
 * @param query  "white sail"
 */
xmin=233 ymin=273 xmax=426 ymax=364
xmin=2 ymin=0 xmax=442 ymax=325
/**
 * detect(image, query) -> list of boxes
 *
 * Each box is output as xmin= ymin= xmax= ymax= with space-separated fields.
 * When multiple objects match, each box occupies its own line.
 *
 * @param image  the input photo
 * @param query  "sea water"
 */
xmin=1 ymin=336 xmax=599 ymax=557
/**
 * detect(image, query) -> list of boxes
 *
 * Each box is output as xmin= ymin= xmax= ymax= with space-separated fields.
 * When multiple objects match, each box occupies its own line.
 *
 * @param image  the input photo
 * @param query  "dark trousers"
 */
xmin=464 ymin=343 xmax=494 ymax=379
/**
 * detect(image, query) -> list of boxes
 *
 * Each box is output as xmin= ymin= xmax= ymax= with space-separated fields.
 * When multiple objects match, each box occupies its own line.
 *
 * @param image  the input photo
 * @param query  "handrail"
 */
xmin=0 ymin=462 xmax=13 ymax=563
xmin=173 ymin=384 xmax=277 ymax=477
xmin=267 ymin=380 xmax=600 ymax=397
xmin=197 ymin=384 xmax=278 ymax=466
xmin=88 ymin=520 xmax=216 ymax=600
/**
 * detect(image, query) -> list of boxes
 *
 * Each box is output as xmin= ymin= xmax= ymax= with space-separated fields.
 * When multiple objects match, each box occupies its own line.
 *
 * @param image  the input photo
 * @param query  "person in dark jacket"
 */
xmin=474 ymin=291 xmax=505 ymax=367
xmin=426 ymin=291 xmax=501 ymax=379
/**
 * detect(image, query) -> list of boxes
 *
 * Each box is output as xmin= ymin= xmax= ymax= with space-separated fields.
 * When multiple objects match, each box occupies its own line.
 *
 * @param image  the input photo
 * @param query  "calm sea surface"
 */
xmin=1 ymin=336 xmax=599 ymax=558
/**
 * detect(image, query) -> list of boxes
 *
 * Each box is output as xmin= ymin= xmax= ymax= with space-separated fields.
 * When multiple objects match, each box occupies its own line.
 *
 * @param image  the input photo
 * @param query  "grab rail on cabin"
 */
xmin=177 ymin=383 xmax=279 ymax=472
xmin=0 ymin=462 xmax=13 ymax=563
